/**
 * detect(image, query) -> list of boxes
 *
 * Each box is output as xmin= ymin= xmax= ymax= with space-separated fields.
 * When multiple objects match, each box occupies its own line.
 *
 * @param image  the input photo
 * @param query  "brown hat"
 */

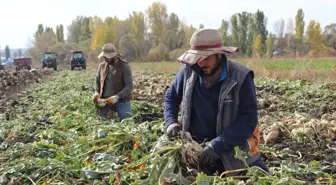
xmin=98 ymin=43 xmax=120 ymax=59
xmin=177 ymin=28 xmax=238 ymax=65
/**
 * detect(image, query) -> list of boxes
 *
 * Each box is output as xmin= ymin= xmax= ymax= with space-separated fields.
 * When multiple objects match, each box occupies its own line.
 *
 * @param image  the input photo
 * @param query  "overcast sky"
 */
xmin=0 ymin=0 xmax=335 ymax=49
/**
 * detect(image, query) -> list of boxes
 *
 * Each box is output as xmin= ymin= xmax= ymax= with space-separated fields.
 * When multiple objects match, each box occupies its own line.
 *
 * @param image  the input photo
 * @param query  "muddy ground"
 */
xmin=0 ymin=68 xmax=54 ymax=109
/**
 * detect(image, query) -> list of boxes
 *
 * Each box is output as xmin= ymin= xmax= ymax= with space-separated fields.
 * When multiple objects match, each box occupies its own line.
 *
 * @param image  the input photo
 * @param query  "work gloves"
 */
xmin=198 ymin=144 xmax=220 ymax=174
xmin=105 ymin=95 xmax=119 ymax=105
xmin=92 ymin=93 xmax=119 ymax=106
xmin=92 ymin=93 xmax=107 ymax=108
xmin=166 ymin=123 xmax=181 ymax=139
xmin=92 ymin=93 xmax=100 ymax=102
xmin=166 ymin=123 xmax=220 ymax=174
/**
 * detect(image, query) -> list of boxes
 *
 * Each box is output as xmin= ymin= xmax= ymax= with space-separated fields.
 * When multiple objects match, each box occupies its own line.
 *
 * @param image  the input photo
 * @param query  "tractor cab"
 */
xmin=70 ymin=50 xmax=86 ymax=70
xmin=72 ymin=51 xmax=84 ymax=60
xmin=41 ymin=52 xmax=57 ymax=70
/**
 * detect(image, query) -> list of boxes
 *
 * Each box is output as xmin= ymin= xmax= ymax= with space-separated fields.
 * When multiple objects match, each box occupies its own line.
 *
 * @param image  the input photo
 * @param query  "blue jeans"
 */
xmin=99 ymin=101 xmax=133 ymax=121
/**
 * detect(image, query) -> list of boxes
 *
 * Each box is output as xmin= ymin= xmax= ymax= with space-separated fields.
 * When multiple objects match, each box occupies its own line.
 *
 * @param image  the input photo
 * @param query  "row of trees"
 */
xmin=28 ymin=2 xmax=336 ymax=64
xmin=2 ymin=46 xmax=26 ymax=59
xmin=219 ymin=8 xmax=335 ymax=58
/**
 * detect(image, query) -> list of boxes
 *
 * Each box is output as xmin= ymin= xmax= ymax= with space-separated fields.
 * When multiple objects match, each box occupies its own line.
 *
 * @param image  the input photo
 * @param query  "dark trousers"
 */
xmin=204 ymin=157 xmax=269 ymax=176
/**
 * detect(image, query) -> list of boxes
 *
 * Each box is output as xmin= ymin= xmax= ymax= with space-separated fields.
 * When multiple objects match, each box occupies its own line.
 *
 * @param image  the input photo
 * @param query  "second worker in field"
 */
xmin=93 ymin=43 xmax=134 ymax=121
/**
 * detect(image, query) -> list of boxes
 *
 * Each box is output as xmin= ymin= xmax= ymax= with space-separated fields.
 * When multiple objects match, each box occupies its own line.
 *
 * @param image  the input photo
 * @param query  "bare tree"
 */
xmin=286 ymin=18 xmax=295 ymax=34
xmin=273 ymin=19 xmax=285 ymax=38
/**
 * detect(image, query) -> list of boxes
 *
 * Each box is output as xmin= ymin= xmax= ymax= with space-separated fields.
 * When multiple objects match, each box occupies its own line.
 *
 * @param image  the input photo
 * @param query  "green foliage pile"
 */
xmin=0 ymin=70 xmax=335 ymax=184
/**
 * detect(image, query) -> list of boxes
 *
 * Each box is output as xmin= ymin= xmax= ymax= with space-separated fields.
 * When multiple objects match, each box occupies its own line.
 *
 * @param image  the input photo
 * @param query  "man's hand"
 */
xmin=166 ymin=123 xmax=181 ymax=139
xmin=92 ymin=93 xmax=100 ymax=102
xmin=105 ymin=95 xmax=119 ymax=105
xmin=198 ymin=144 xmax=220 ymax=171
xmin=96 ymin=99 xmax=106 ymax=108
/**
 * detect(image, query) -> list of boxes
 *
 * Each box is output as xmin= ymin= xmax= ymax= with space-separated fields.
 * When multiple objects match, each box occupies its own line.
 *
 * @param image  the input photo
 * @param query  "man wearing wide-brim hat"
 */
xmin=93 ymin=43 xmax=133 ymax=121
xmin=164 ymin=28 xmax=268 ymax=176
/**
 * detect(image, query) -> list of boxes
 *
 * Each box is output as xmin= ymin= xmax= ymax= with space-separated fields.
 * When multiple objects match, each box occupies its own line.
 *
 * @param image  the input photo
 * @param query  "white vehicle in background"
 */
xmin=2 ymin=57 xmax=15 ymax=68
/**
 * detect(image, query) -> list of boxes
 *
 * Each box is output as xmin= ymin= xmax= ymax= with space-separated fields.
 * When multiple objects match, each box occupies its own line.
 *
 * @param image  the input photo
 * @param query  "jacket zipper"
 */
xmin=217 ymin=79 xmax=238 ymax=134
xmin=221 ymin=79 xmax=237 ymax=102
